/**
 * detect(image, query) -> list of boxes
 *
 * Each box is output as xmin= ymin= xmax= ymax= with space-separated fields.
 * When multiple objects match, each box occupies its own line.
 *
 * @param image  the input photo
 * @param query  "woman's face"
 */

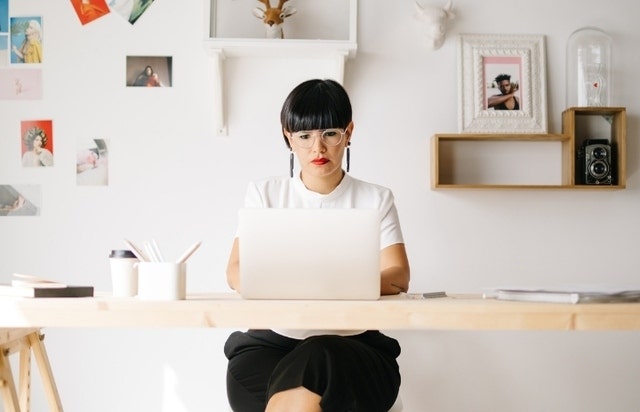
xmin=33 ymin=135 xmax=43 ymax=148
xmin=26 ymin=21 xmax=39 ymax=37
xmin=287 ymin=122 xmax=353 ymax=182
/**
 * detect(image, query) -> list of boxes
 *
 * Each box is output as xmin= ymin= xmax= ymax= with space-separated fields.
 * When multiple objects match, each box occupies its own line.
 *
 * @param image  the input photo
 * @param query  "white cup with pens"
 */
xmin=124 ymin=239 xmax=201 ymax=301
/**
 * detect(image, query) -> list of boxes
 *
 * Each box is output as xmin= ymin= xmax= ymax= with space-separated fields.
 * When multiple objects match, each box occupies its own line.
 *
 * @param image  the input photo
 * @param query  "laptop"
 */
xmin=238 ymin=208 xmax=381 ymax=300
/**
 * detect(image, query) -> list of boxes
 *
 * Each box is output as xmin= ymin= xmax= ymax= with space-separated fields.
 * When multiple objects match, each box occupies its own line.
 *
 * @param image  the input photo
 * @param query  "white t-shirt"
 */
xmin=242 ymin=173 xmax=405 ymax=339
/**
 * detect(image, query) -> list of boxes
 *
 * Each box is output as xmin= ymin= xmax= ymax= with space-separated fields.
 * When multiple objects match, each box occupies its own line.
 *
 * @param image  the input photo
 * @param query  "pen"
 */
xmin=123 ymin=239 xmax=149 ymax=262
xmin=151 ymin=238 xmax=165 ymax=262
xmin=176 ymin=241 xmax=202 ymax=264
xmin=144 ymin=241 xmax=160 ymax=262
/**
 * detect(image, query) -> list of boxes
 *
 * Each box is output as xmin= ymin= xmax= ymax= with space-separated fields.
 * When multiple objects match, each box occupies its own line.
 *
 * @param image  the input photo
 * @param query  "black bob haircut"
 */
xmin=280 ymin=79 xmax=352 ymax=149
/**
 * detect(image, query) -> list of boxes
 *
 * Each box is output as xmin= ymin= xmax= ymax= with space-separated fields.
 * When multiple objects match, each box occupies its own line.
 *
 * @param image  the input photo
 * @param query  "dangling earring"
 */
xmin=289 ymin=151 xmax=294 ymax=178
xmin=346 ymin=144 xmax=351 ymax=173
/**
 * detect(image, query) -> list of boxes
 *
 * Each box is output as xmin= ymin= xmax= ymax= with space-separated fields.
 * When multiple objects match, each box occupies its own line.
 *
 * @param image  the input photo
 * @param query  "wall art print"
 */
xmin=458 ymin=33 xmax=548 ymax=133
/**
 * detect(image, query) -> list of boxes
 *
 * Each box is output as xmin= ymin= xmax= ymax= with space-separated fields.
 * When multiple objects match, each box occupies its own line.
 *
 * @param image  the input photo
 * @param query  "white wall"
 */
xmin=2 ymin=0 xmax=640 ymax=411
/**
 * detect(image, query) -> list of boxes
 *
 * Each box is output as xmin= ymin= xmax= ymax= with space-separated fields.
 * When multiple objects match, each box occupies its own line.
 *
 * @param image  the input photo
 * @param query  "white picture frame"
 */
xmin=458 ymin=34 xmax=548 ymax=133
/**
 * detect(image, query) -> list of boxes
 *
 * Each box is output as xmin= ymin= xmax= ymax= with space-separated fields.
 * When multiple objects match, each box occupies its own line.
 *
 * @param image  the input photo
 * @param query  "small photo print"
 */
xmin=0 ymin=185 xmax=41 ymax=216
xmin=0 ymin=68 xmax=42 ymax=99
xmin=10 ymin=16 xmax=43 ymax=64
xmin=0 ymin=0 xmax=7 ymax=33
xmin=484 ymin=56 xmax=522 ymax=111
xmin=21 ymin=119 xmax=54 ymax=167
xmin=70 ymin=0 xmax=111 ymax=25
xmin=110 ymin=0 xmax=154 ymax=25
xmin=77 ymin=138 xmax=109 ymax=186
xmin=0 ymin=35 xmax=8 ymax=66
xmin=126 ymin=55 xmax=172 ymax=87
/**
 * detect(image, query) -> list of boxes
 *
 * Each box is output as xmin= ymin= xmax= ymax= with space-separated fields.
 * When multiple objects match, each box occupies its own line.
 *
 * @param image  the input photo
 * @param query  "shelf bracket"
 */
xmin=204 ymin=47 xmax=228 ymax=136
xmin=334 ymin=50 xmax=348 ymax=84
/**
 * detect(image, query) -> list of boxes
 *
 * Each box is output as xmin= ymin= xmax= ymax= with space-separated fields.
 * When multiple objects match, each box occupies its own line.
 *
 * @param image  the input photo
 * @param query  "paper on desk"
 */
xmin=484 ymin=285 xmax=640 ymax=304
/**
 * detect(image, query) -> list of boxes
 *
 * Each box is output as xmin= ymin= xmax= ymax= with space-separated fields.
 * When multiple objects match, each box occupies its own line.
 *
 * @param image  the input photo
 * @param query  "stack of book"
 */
xmin=0 ymin=274 xmax=93 ymax=298
xmin=484 ymin=286 xmax=640 ymax=304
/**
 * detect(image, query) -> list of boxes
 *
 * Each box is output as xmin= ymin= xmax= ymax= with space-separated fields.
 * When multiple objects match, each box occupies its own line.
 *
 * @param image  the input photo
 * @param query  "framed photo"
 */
xmin=458 ymin=34 xmax=547 ymax=133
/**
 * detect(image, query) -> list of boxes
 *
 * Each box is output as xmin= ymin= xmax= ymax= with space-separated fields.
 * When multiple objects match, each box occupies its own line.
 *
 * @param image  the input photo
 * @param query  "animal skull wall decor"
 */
xmin=414 ymin=0 xmax=455 ymax=50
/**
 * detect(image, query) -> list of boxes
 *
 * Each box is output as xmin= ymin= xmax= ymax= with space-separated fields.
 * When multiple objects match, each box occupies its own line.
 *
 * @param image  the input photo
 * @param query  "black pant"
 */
xmin=224 ymin=330 xmax=401 ymax=412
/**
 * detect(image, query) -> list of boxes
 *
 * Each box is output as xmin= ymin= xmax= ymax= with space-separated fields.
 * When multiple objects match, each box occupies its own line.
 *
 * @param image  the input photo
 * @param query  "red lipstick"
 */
xmin=312 ymin=158 xmax=329 ymax=165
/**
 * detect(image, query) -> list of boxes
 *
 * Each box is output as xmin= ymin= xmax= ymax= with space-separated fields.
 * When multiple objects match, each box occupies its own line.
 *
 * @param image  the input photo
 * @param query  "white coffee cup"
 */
xmin=137 ymin=262 xmax=186 ymax=300
xmin=109 ymin=250 xmax=139 ymax=297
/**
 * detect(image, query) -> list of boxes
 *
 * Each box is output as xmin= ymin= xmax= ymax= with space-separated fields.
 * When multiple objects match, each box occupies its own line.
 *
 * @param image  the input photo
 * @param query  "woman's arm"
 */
xmin=380 ymin=243 xmax=410 ymax=295
xmin=225 ymin=237 xmax=240 ymax=291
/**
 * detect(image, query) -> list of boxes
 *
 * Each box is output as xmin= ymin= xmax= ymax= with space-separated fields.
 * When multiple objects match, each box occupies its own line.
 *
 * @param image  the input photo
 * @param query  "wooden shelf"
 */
xmin=431 ymin=107 xmax=626 ymax=189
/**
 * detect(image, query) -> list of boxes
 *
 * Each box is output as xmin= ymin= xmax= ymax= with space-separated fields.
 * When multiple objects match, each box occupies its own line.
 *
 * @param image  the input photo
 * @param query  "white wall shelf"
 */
xmin=203 ymin=0 xmax=358 ymax=136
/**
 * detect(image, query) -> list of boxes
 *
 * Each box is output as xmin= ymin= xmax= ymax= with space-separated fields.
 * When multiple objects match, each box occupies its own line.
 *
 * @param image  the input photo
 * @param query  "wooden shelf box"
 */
xmin=431 ymin=107 xmax=626 ymax=190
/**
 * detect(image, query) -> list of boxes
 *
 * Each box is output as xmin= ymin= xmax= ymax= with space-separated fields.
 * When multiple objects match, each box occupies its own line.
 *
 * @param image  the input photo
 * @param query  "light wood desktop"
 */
xmin=2 ymin=293 xmax=640 ymax=411
xmin=2 ymin=293 xmax=640 ymax=331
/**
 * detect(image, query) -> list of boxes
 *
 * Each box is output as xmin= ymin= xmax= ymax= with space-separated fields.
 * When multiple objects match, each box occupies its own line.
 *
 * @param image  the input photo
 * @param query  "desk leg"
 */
xmin=0 ymin=345 xmax=21 ymax=412
xmin=28 ymin=333 xmax=63 ymax=412
xmin=19 ymin=343 xmax=32 ymax=411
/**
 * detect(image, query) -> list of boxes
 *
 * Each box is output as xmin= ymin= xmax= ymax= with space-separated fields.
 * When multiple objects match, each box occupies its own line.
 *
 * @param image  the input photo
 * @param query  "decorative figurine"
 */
xmin=414 ymin=0 xmax=455 ymax=50
xmin=252 ymin=0 xmax=297 ymax=39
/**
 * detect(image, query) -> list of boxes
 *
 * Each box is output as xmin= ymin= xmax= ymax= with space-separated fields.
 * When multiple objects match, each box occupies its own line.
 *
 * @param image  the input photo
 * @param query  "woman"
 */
xmin=133 ymin=65 xmax=153 ymax=86
xmin=224 ymin=79 xmax=410 ymax=412
xmin=12 ymin=19 xmax=43 ymax=64
xmin=22 ymin=127 xmax=53 ymax=167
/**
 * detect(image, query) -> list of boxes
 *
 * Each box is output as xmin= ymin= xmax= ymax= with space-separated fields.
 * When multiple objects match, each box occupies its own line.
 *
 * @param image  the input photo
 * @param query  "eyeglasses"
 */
xmin=290 ymin=128 xmax=346 ymax=149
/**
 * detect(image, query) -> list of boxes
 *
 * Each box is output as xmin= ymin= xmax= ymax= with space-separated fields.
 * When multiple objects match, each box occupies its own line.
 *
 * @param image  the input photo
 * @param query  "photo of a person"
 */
xmin=10 ymin=17 xmax=42 ymax=64
xmin=21 ymin=120 xmax=54 ymax=167
xmin=488 ymin=73 xmax=520 ymax=110
xmin=70 ymin=0 xmax=110 ymax=25
xmin=126 ymin=56 xmax=172 ymax=87
xmin=484 ymin=56 xmax=522 ymax=111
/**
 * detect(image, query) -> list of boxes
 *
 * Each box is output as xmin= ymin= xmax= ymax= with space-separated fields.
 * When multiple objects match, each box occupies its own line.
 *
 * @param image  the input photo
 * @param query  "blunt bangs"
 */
xmin=281 ymin=80 xmax=352 ymax=133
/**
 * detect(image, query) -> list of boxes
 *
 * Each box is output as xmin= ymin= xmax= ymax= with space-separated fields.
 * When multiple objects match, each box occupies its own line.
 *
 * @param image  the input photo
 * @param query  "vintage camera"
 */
xmin=578 ymin=139 xmax=613 ymax=185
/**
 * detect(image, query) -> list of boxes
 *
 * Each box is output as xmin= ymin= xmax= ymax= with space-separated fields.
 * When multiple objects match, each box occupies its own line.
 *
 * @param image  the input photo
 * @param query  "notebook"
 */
xmin=238 ymin=208 xmax=381 ymax=300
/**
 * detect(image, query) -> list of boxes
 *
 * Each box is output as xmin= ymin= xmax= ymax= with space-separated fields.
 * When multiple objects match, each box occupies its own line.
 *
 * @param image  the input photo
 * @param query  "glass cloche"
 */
xmin=566 ymin=27 xmax=612 ymax=107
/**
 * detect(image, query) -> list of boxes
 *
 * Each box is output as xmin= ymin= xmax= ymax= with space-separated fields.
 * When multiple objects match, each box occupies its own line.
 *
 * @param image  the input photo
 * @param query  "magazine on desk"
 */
xmin=484 ymin=286 xmax=640 ymax=304
xmin=0 ymin=273 xmax=94 ymax=298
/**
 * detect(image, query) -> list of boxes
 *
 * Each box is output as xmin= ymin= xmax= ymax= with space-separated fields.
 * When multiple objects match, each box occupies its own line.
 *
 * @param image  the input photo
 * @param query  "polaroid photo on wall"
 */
xmin=0 ymin=68 xmax=42 ymax=99
xmin=70 ymin=0 xmax=111 ymax=26
xmin=0 ymin=185 xmax=41 ymax=216
xmin=21 ymin=119 xmax=54 ymax=167
xmin=126 ymin=55 xmax=172 ymax=87
xmin=10 ymin=16 xmax=43 ymax=64
xmin=77 ymin=138 xmax=109 ymax=186
xmin=0 ymin=35 xmax=8 ymax=66
xmin=0 ymin=0 xmax=8 ymax=34
xmin=109 ymin=0 xmax=154 ymax=25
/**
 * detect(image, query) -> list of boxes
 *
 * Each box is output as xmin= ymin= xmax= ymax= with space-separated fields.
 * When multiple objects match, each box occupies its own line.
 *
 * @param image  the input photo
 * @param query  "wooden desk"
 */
xmin=1 ymin=293 xmax=640 ymax=331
